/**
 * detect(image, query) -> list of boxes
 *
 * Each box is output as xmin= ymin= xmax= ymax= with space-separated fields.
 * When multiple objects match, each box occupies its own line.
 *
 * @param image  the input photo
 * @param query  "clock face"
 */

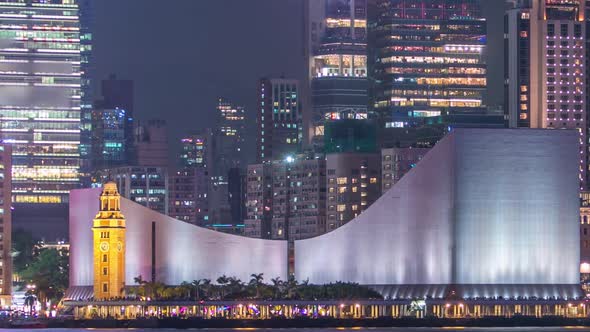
xmin=99 ymin=241 xmax=109 ymax=252
xmin=117 ymin=242 xmax=123 ymax=252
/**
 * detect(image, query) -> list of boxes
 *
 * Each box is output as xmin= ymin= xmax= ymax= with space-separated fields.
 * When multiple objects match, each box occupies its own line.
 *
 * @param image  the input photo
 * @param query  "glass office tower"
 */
xmin=0 ymin=0 xmax=82 ymax=206
xmin=306 ymin=0 xmax=369 ymax=149
xmin=368 ymin=0 xmax=487 ymax=147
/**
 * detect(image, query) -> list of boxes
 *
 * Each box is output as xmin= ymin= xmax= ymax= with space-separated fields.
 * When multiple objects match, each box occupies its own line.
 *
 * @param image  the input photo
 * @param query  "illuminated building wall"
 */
xmin=505 ymin=0 xmax=587 ymax=189
xmin=70 ymin=187 xmax=288 ymax=287
xmin=0 ymin=0 xmax=83 ymax=205
xmin=326 ymin=152 xmax=380 ymax=231
xmin=0 ymin=145 xmax=11 ymax=306
xmin=381 ymin=147 xmax=429 ymax=194
xmin=296 ymin=129 xmax=581 ymax=298
xmin=305 ymin=0 xmax=369 ymax=149
xmin=581 ymin=192 xmax=590 ymax=291
xmin=368 ymin=0 xmax=487 ymax=143
xmin=257 ymin=78 xmax=302 ymax=163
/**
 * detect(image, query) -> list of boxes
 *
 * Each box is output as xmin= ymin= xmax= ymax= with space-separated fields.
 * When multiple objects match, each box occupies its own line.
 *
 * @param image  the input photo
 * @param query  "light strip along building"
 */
xmin=0 ymin=0 xmax=82 ymax=207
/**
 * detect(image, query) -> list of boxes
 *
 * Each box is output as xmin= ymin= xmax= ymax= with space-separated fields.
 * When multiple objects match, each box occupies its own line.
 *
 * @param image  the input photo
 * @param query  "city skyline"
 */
xmin=91 ymin=0 xmax=506 ymax=163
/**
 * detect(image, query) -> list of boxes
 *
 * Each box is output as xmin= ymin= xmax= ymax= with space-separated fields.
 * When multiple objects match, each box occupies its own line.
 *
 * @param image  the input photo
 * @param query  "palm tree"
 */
xmin=285 ymin=275 xmax=299 ymax=299
xmin=227 ymin=277 xmax=243 ymax=298
xmin=216 ymin=275 xmax=230 ymax=299
xmin=249 ymin=273 xmax=264 ymax=299
xmin=133 ymin=275 xmax=147 ymax=298
xmin=270 ymin=277 xmax=283 ymax=299
xmin=179 ymin=281 xmax=192 ymax=300
xmin=191 ymin=279 xmax=202 ymax=301
xmin=201 ymin=279 xmax=212 ymax=300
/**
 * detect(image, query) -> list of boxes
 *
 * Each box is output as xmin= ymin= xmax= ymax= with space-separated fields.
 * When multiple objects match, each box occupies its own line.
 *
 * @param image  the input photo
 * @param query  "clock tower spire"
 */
xmin=92 ymin=182 xmax=126 ymax=300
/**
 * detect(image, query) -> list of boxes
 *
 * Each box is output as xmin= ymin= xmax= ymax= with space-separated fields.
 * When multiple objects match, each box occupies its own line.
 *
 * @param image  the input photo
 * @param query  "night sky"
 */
xmin=92 ymin=0 xmax=506 ymax=162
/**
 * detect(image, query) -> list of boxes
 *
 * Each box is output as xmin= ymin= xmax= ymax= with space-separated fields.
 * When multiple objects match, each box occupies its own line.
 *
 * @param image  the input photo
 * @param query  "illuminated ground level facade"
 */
xmin=64 ymin=299 xmax=589 ymax=320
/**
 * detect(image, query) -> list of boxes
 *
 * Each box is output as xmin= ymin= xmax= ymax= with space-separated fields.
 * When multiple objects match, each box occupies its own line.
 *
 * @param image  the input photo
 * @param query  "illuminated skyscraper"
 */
xmin=98 ymin=75 xmax=134 ymax=166
xmin=179 ymin=131 xmax=211 ymax=169
xmin=257 ymin=78 xmax=303 ymax=163
xmin=0 ymin=145 xmax=11 ymax=306
xmin=0 ymin=1 xmax=82 ymax=216
xmin=91 ymin=108 xmax=127 ymax=170
xmin=215 ymin=97 xmax=245 ymax=173
xmin=505 ymin=0 xmax=587 ymax=188
xmin=79 ymin=0 xmax=93 ymax=186
xmin=368 ymin=0 xmax=488 ymax=147
xmin=305 ymin=0 xmax=369 ymax=149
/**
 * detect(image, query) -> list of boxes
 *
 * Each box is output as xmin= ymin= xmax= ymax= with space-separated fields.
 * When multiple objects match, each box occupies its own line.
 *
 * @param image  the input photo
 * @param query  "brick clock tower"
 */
xmin=92 ymin=182 xmax=126 ymax=300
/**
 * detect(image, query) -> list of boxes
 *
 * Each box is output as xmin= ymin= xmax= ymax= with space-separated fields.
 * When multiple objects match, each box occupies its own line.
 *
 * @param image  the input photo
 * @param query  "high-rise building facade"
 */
xmin=244 ymin=163 xmax=272 ymax=239
xmin=168 ymin=168 xmax=209 ymax=225
xmin=305 ymin=0 xmax=369 ymax=149
xmin=179 ymin=131 xmax=211 ymax=169
xmin=97 ymin=166 xmax=168 ymax=215
xmin=134 ymin=119 xmax=168 ymax=168
xmin=79 ymin=0 xmax=93 ymax=186
xmin=381 ymin=147 xmax=429 ymax=194
xmin=91 ymin=108 xmax=127 ymax=171
xmin=245 ymin=155 xmax=326 ymax=240
xmin=97 ymin=75 xmax=134 ymax=167
xmin=215 ymin=97 xmax=245 ymax=173
xmin=368 ymin=0 xmax=487 ymax=146
xmin=326 ymin=152 xmax=380 ymax=231
xmin=257 ymin=78 xmax=303 ymax=163
xmin=0 ymin=145 xmax=11 ymax=306
xmin=0 ymin=1 xmax=82 ymax=205
xmin=505 ymin=0 xmax=587 ymax=188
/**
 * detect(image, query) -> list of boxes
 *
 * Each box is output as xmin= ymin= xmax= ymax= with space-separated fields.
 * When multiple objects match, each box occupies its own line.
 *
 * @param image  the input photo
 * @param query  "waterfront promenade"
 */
xmin=62 ymin=299 xmax=588 ymax=320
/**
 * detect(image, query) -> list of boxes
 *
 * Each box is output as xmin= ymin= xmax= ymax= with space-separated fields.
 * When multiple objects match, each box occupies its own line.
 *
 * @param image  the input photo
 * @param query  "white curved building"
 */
xmin=295 ymin=129 xmax=582 ymax=299
xmin=69 ymin=188 xmax=288 ymax=289
xmin=69 ymin=129 xmax=582 ymax=300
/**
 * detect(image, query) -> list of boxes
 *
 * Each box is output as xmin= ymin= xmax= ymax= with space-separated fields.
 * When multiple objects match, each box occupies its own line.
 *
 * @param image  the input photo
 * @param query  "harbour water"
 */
xmin=4 ymin=328 xmax=590 ymax=332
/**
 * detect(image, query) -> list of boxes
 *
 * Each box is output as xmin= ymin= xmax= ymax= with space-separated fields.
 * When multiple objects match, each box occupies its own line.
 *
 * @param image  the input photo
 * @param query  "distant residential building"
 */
xmin=326 ymin=152 xmax=380 ymax=231
xmin=0 ymin=145 xmax=11 ymax=306
xmin=91 ymin=108 xmax=127 ymax=171
xmin=179 ymin=131 xmax=212 ymax=169
xmin=134 ymin=120 xmax=168 ymax=168
xmin=244 ymin=164 xmax=272 ymax=239
xmin=97 ymin=166 xmax=168 ymax=215
xmin=245 ymin=155 xmax=326 ymax=240
xmin=257 ymin=78 xmax=303 ymax=163
xmin=505 ymin=0 xmax=587 ymax=189
xmin=381 ymin=147 xmax=429 ymax=194
xmin=168 ymin=168 xmax=209 ymax=225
